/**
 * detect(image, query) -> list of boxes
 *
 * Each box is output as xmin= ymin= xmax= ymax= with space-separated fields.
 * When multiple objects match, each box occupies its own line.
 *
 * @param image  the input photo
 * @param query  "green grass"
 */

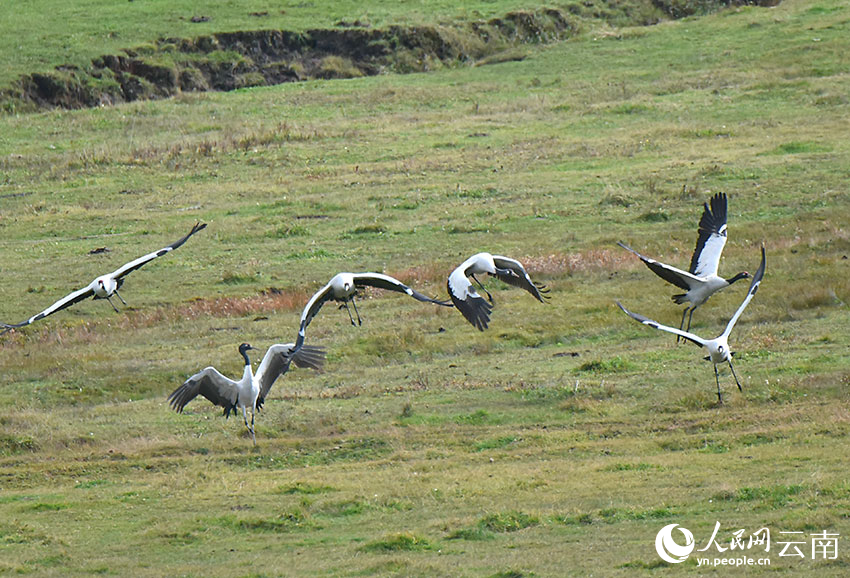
xmin=0 ymin=0 xmax=674 ymax=89
xmin=1 ymin=0 xmax=850 ymax=575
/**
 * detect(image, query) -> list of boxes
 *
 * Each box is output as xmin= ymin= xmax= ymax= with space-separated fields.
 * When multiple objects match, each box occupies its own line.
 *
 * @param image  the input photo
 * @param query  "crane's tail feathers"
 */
xmin=292 ymin=345 xmax=326 ymax=371
xmin=672 ymin=293 xmax=688 ymax=304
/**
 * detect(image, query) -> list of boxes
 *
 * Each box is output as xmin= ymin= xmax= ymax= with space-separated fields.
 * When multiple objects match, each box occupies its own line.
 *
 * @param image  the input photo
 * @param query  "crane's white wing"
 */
xmin=294 ymin=281 xmax=336 ymax=351
xmin=689 ymin=193 xmax=728 ymax=278
xmin=616 ymin=301 xmax=707 ymax=348
xmin=255 ymin=343 xmax=325 ymax=405
xmin=447 ymin=264 xmax=491 ymax=331
xmin=110 ymin=222 xmax=206 ymax=280
xmin=2 ymin=284 xmax=96 ymax=333
xmin=721 ymin=246 xmax=765 ymax=339
xmin=617 ymin=241 xmax=702 ymax=290
xmin=491 ymin=255 xmax=549 ymax=302
xmin=168 ymin=366 xmax=239 ymax=416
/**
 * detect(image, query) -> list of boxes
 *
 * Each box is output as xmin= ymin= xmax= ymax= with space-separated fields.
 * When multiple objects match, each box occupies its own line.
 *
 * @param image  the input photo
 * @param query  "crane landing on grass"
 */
xmin=168 ymin=342 xmax=324 ymax=445
xmin=617 ymin=246 xmax=765 ymax=405
xmin=618 ymin=193 xmax=749 ymax=340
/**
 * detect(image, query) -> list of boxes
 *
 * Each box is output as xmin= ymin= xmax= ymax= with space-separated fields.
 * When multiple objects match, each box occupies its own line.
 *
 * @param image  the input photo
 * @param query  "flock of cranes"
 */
xmin=1 ymin=192 xmax=764 ymax=442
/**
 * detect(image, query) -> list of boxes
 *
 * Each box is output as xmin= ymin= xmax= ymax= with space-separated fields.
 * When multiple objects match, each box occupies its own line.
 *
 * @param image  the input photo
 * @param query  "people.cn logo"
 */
xmin=655 ymin=523 xmax=696 ymax=564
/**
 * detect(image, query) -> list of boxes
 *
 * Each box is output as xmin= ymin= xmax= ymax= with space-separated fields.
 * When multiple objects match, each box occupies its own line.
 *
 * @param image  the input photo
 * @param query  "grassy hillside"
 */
xmin=1 ymin=0 xmax=673 ymax=90
xmin=1 ymin=0 xmax=849 ymax=575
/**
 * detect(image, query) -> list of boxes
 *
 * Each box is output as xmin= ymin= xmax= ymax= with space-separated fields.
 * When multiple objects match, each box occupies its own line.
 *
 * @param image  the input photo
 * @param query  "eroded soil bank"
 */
xmin=3 ymin=1 xmax=778 ymax=112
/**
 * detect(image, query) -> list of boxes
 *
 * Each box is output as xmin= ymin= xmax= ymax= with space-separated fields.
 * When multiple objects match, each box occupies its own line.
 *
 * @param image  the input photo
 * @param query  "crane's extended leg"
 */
xmin=677 ymin=307 xmax=690 ymax=343
xmin=114 ymin=289 xmax=128 ymax=306
xmin=341 ymin=302 xmax=357 ymax=326
xmin=471 ymin=275 xmax=494 ymax=303
xmin=242 ymin=407 xmax=256 ymax=445
xmin=728 ymin=360 xmax=743 ymax=392
xmin=685 ymin=307 xmax=697 ymax=334
xmin=350 ymin=297 xmax=362 ymax=326
xmin=105 ymin=296 xmax=121 ymax=313
xmin=250 ymin=410 xmax=256 ymax=446
xmin=714 ymin=364 xmax=723 ymax=405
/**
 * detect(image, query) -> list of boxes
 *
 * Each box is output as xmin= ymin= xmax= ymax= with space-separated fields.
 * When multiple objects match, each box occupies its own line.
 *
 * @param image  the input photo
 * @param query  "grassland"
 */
xmin=1 ymin=0 xmax=849 ymax=575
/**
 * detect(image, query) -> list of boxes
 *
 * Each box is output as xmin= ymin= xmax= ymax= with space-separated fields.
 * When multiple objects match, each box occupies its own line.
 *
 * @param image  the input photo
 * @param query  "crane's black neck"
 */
xmin=238 ymin=343 xmax=253 ymax=366
xmin=726 ymin=271 xmax=749 ymax=285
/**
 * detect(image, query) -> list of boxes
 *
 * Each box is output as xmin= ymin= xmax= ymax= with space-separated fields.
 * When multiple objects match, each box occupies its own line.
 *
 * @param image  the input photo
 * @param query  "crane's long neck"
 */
xmin=241 ymin=350 xmax=253 ymax=381
xmin=726 ymin=272 xmax=749 ymax=285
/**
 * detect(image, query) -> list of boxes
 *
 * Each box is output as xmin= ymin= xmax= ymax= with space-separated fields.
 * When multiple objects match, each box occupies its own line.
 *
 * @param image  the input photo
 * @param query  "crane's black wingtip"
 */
xmin=1 ymin=321 xmax=27 ymax=335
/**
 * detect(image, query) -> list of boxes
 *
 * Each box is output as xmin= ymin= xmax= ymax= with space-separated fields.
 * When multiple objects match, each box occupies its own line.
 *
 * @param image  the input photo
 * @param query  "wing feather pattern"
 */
xmin=616 ymin=301 xmax=706 ymax=348
xmin=2 ymin=285 xmax=96 ymax=334
xmin=491 ymin=255 xmax=549 ymax=302
xmin=168 ymin=367 xmax=239 ymax=417
xmin=447 ymin=269 xmax=492 ymax=331
xmin=255 ymin=344 xmax=325 ymax=407
xmin=721 ymin=246 xmax=765 ymax=339
xmin=112 ymin=222 xmax=207 ymax=280
xmin=353 ymin=273 xmax=451 ymax=305
xmin=689 ymin=192 xmax=728 ymax=277
xmin=617 ymin=241 xmax=700 ymax=291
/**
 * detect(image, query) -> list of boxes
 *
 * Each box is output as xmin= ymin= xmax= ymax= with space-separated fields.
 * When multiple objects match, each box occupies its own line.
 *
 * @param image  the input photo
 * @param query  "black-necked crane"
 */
xmin=447 ymin=252 xmax=549 ymax=331
xmin=1 ymin=222 xmax=207 ymax=335
xmin=293 ymin=272 xmax=451 ymax=351
xmin=168 ymin=342 xmax=324 ymax=445
xmin=617 ymin=246 xmax=765 ymax=405
xmin=618 ymin=193 xmax=749 ymax=339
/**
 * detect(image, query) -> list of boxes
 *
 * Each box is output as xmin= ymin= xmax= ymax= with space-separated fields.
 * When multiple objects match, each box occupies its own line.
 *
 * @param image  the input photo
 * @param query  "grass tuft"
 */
xmin=359 ymin=532 xmax=431 ymax=552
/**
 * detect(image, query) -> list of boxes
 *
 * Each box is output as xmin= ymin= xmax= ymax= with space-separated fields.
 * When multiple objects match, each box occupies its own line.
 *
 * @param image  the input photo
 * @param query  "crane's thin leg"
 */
xmin=677 ymin=307 xmax=690 ymax=343
xmin=105 ymin=296 xmax=121 ymax=313
xmin=350 ymin=297 xmax=362 ymax=326
xmin=250 ymin=410 xmax=256 ymax=446
xmin=242 ymin=407 xmax=256 ymax=445
xmin=471 ymin=274 xmax=494 ymax=303
xmin=728 ymin=360 xmax=743 ymax=392
xmin=685 ymin=307 xmax=697 ymax=334
xmin=341 ymin=302 xmax=357 ymax=326
xmin=114 ymin=289 xmax=127 ymax=306
xmin=714 ymin=364 xmax=723 ymax=405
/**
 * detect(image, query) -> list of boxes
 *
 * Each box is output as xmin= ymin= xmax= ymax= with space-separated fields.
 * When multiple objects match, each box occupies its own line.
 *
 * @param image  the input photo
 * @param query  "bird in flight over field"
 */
xmin=293 ymin=272 xmax=451 ymax=351
xmin=2 ymin=222 xmax=207 ymax=335
xmin=447 ymin=252 xmax=549 ymax=331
